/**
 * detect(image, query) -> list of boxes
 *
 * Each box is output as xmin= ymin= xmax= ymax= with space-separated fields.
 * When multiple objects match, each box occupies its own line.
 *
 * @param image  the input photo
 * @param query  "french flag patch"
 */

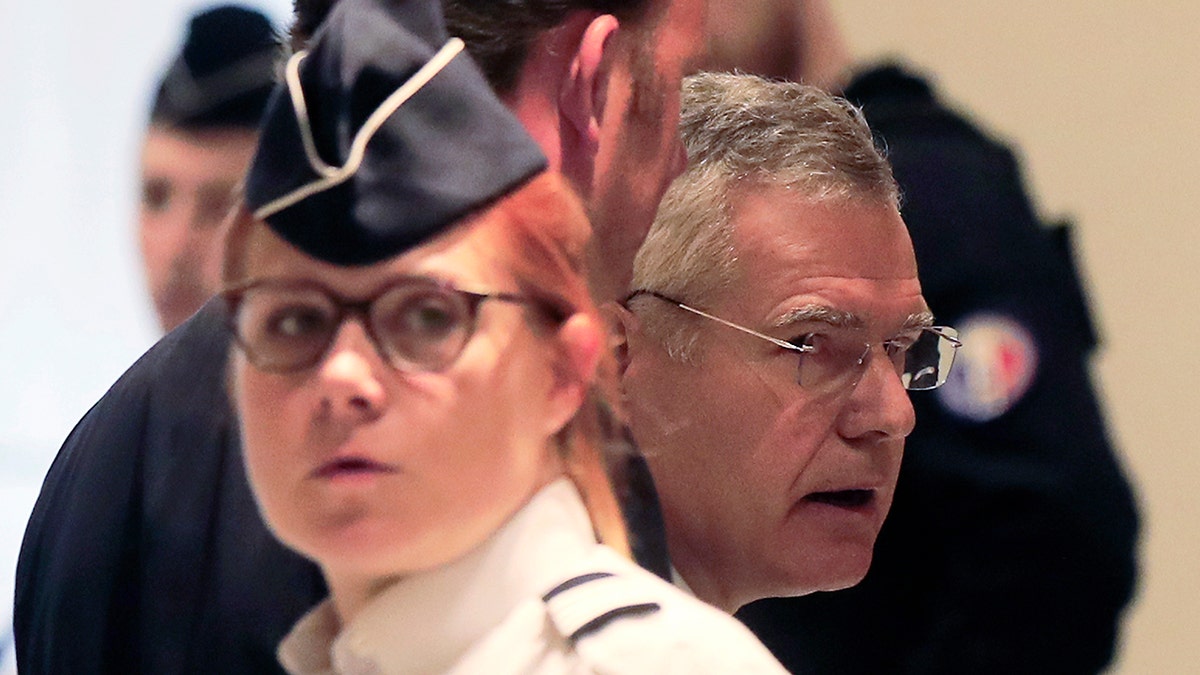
xmin=936 ymin=312 xmax=1038 ymax=422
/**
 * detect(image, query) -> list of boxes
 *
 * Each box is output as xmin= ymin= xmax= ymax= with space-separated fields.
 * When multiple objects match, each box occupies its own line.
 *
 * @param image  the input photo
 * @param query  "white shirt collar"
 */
xmin=278 ymin=478 xmax=597 ymax=675
xmin=670 ymin=565 xmax=697 ymax=598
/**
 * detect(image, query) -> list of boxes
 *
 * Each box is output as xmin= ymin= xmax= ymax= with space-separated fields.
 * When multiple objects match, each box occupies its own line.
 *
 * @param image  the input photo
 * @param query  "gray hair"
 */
xmin=629 ymin=71 xmax=898 ymax=360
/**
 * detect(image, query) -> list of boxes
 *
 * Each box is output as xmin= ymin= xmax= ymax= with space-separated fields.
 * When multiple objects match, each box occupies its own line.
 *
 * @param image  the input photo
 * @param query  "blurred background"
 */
xmin=831 ymin=2 xmax=1199 ymax=672
xmin=0 ymin=0 xmax=293 ymax=668
xmin=0 ymin=0 xmax=1195 ymax=671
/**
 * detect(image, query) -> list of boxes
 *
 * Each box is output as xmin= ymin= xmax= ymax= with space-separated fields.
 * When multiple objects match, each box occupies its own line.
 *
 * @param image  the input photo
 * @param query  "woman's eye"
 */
xmin=391 ymin=294 xmax=461 ymax=339
xmin=413 ymin=305 xmax=454 ymax=334
xmin=266 ymin=306 xmax=329 ymax=338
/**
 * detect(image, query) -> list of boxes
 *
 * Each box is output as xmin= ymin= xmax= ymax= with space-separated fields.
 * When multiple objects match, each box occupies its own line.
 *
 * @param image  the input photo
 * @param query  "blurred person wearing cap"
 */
xmin=615 ymin=70 xmax=960 ymax=613
xmin=699 ymin=2 xmax=1139 ymax=673
xmin=139 ymin=4 xmax=278 ymax=332
xmin=15 ymin=0 xmax=705 ymax=673
xmin=222 ymin=2 xmax=784 ymax=671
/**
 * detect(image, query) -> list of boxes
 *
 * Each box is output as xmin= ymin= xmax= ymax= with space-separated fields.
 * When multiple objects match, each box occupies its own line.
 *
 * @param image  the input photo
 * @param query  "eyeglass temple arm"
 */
xmin=925 ymin=325 xmax=963 ymax=348
xmin=625 ymin=289 xmax=813 ymax=354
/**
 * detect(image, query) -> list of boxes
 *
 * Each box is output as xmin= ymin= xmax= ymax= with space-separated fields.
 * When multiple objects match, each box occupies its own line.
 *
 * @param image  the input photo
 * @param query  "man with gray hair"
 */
xmin=615 ymin=72 xmax=960 ymax=612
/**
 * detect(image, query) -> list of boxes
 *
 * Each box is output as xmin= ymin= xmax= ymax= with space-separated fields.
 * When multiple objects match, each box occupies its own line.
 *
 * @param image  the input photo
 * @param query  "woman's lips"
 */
xmin=311 ymin=456 xmax=399 ymax=480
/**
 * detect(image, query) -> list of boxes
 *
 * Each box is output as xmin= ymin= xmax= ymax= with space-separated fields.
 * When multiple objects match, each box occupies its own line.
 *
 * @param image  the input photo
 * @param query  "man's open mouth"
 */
xmin=805 ymin=489 xmax=874 ymax=509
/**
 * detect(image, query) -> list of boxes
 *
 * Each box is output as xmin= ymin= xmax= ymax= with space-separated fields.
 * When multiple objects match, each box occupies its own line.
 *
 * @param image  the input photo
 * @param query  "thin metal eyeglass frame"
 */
xmin=624 ymin=289 xmax=962 ymax=391
xmin=221 ymin=277 xmax=543 ymax=374
xmin=624 ymin=289 xmax=814 ymax=356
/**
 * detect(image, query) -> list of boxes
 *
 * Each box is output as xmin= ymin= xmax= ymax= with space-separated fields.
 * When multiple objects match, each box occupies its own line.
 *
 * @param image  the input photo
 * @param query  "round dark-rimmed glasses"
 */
xmin=221 ymin=277 xmax=554 ymax=374
xmin=625 ymin=290 xmax=961 ymax=392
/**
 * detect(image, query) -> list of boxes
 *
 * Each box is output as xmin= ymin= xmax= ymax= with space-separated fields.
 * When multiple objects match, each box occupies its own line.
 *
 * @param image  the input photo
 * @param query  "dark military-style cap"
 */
xmin=150 ymin=4 xmax=279 ymax=129
xmin=243 ymin=0 xmax=547 ymax=266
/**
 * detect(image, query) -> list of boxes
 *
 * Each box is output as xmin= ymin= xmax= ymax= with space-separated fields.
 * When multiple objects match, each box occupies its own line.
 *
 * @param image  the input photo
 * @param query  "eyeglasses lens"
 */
xmin=796 ymin=327 xmax=959 ymax=393
xmin=901 ymin=327 xmax=960 ymax=391
xmin=236 ymin=286 xmax=338 ymax=372
xmin=371 ymin=285 xmax=473 ymax=372
xmin=234 ymin=283 xmax=479 ymax=374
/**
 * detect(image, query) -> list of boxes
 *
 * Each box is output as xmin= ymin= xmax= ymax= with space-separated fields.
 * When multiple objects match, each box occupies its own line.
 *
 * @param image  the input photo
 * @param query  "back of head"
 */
xmin=290 ymin=0 xmax=657 ymax=95
xmin=631 ymin=71 xmax=896 ymax=350
xmin=465 ymin=173 xmax=630 ymax=557
xmin=150 ymin=4 xmax=279 ymax=130
xmin=441 ymin=0 xmax=656 ymax=95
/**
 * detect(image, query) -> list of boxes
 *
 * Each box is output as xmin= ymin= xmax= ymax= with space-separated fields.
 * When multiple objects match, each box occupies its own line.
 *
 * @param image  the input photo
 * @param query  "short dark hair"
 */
xmin=442 ymin=0 xmax=653 ymax=94
xmin=290 ymin=0 xmax=655 ymax=94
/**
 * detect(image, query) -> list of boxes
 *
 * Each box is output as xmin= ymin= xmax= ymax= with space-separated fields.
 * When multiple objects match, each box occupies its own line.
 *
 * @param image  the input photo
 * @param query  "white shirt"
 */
xmin=278 ymin=479 xmax=787 ymax=674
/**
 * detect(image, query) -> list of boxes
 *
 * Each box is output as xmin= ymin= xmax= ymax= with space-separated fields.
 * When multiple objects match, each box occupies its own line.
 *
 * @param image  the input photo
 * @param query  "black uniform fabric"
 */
xmin=736 ymin=64 xmax=1140 ymax=675
xmin=149 ymin=4 xmax=278 ymax=130
xmin=14 ymin=301 xmax=325 ymax=674
xmin=14 ymin=308 xmax=670 ymax=674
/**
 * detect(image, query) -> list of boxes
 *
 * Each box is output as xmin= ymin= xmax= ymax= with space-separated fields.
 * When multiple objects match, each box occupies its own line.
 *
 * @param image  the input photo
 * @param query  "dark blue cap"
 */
xmin=151 ymin=4 xmax=278 ymax=129
xmin=243 ymin=0 xmax=548 ymax=266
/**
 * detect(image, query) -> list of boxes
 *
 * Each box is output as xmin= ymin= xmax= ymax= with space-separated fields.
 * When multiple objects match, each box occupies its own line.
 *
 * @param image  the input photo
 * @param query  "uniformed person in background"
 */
xmin=222 ymin=5 xmax=786 ymax=670
xmin=0 ymin=5 xmax=277 ymax=673
xmin=704 ymin=1 xmax=1140 ymax=673
xmin=15 ymin=0 xmax=705 ymax=672
xmin=138 ymin=4 xmax=277 ymax=332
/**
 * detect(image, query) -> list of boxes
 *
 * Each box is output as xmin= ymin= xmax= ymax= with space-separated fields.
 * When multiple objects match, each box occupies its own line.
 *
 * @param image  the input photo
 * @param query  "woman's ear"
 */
xmin=544 ymin=312 xmax=603 ymax=435
xmin=559 ymin=14 xmax=620 ymax=155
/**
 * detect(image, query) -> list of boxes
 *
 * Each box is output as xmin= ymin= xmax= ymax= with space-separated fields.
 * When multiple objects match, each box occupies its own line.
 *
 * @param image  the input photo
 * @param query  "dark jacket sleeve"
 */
xmin=14 ymin=342 xmax=151 ymax=673
xmin=15 ymin=300 xmax=325 ymax=675
xmin=738 ymin=64 xmax=1139 ymax=675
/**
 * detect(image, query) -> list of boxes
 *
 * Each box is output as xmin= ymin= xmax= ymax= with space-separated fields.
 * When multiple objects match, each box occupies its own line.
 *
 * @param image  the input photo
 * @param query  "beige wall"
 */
xmin=829 ymin=1 xmax=1200 ymax=671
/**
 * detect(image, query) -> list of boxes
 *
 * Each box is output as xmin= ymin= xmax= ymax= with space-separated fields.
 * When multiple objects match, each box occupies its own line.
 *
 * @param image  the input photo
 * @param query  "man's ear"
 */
xmin=544 ymin=313 xmax=604 ymax=436
xmin=604 ymin=302 xmax=637 ymax=379
xmin=559 ymin=14 xmax=620 ymax=155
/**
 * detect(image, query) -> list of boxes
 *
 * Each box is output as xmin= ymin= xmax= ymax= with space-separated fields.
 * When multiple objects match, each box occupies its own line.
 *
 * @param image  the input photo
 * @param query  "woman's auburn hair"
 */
xmin=222 ymin=171 xmax=631 ymax=558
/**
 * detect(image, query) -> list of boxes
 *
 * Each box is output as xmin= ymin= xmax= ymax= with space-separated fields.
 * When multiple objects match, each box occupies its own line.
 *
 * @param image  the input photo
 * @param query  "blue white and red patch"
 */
xmin=936 ymin=312 xmax=1038 ymax=422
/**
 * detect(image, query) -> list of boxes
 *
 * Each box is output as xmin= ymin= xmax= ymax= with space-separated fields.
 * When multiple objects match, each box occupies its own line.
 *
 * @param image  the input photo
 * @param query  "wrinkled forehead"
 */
xmin=730 ymin=185 xmax=917 ymax=274
xmin=720 ymin=186 xmax=925 ymax=328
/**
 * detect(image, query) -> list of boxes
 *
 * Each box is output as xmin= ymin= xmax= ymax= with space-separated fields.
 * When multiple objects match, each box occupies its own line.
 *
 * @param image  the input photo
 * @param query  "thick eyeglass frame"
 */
xmin=221 ymin=276 xmax=554 ymax=374
xmin=623 ymin=289 xmax=961 ymax=392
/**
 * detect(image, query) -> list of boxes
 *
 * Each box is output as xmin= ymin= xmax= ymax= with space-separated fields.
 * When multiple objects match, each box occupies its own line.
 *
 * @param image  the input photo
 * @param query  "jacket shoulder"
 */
xmin=549 ymin=551 xmax=788 ymax=674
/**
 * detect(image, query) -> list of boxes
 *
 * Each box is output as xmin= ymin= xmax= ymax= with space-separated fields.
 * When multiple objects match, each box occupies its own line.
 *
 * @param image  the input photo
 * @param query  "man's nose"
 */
xmin=836 ymin=347 xmax=916 ymax=443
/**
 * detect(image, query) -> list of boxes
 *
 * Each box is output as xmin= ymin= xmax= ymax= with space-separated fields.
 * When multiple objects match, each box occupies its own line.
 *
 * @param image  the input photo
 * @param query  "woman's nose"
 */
xmin=314 ymin=320 xmax=388 ymax=423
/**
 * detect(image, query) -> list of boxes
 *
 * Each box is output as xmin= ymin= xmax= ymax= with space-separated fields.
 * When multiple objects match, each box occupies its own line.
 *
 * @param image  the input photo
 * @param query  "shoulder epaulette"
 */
xmin=542 ymin=572 xmax=661 ymax=645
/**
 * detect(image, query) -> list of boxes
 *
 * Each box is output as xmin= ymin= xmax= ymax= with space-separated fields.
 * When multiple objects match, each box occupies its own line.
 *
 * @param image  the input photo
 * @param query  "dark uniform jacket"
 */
xmin=15 ymin=302 xmax=324 ymax=674
xmin=736 ymin=63 xmax=1140 ymax=675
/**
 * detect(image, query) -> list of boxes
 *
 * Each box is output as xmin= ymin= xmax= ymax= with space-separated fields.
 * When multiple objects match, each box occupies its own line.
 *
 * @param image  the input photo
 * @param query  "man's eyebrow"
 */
xmin=905 ymin=311 xmax=936 ymax=329
xmin=774 ymin=305 xmax=862 ymax=330
xmin=773 ymin=307 xmax=936 ymax=331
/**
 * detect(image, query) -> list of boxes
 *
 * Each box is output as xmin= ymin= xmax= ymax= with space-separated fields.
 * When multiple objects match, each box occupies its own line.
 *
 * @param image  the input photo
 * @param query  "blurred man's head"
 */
xmin=619 ymin=73 xmax=957 ymax=611
xmin=139 ymin=4 xmax=277 ymax=331
xmin=291 ymin=0 xmax=707 ymax=301
xmin=703 ymin=0 xmax=850 ymax=91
